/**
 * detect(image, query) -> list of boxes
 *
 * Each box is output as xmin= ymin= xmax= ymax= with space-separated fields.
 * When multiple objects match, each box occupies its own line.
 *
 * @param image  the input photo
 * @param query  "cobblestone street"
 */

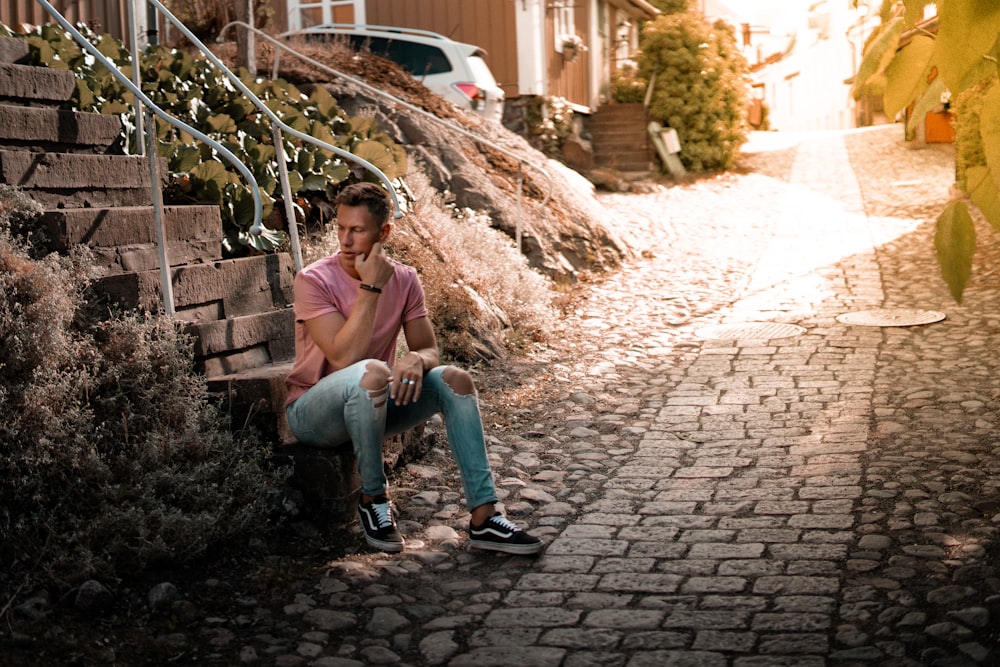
xmin=217 ymin=125 xmax=1000 ymax=666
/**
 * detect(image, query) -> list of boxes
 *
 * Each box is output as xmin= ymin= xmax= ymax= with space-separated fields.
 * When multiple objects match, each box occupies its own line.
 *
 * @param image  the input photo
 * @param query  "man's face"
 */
xmin=335 ymin=203 xmax=389 ymax=277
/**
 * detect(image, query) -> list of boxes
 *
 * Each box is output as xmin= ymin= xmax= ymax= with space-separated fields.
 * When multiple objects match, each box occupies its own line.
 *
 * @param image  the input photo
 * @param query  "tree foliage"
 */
xmin=853 ymin=0 xmax=1000 ymax=302
xmin=639 ymin=5 xmax=750 ymax=172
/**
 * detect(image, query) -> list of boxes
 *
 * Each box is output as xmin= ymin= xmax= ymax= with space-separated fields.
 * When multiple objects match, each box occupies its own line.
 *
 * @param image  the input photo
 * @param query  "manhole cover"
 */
xmin=694 ymin=322 xmax=806 ymax=340
xmin=836 ymin=308 xmax=946 ymax=327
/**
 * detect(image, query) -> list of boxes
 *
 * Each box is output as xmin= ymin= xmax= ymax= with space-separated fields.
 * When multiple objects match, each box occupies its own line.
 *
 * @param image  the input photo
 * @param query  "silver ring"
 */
xmin=401 ymin=378 xmax=410 ymax=385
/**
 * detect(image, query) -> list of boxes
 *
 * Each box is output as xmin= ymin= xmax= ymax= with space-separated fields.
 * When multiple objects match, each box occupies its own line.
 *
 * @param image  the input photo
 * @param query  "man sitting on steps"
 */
xmin=283 ymin=182 xmax=542 ymax=556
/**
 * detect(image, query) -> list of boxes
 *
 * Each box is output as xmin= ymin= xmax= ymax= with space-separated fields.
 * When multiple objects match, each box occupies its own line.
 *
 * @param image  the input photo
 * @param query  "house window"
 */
xmin=288 ymin=0 xmax=363 ymax=31
xmin=552 ymin=0 xmax=576 ymax=53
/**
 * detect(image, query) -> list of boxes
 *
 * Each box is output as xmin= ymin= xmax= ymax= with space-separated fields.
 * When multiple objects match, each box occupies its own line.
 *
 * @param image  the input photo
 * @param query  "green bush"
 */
xmin=639 ymin=2 xmax=750 ymax=172
xmin=8 ymin=22 xmax=407 ymax=256
xmin=610 ymin=63 xmax=648 ymax=104
xmin=0 ymin=185 xmax=286 ymax=591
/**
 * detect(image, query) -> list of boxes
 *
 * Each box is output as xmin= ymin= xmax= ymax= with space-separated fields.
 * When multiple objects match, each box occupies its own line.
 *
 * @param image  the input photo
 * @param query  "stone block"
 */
xmin=43 ymin=205 xmax=220 ymax=249
xmin=95 ymin=253 xmax=295 ymax=315
xmin=187 ymin=308 xmax=294 ymax=358
xmin=0 ymin=105 xmax=120 ymax=150
xmin=0 ymin=150 xmax=152 ymax=189
xmin=173 ymin=255 xmax=295 ymax=317
xmin=0 ymin=63 xmax=75 ymax=103
xmin=0 ymin=37 xmax=29 ymax=65
xmin=42 ymin=205 xmax=222 ymax=272
xmin=0 ymin=150 xmax=164 ymax=208
xmin=206 ymin=361 xmax=294 ymax=442
xmin=201 ymin=345 xmax=274 ymax=378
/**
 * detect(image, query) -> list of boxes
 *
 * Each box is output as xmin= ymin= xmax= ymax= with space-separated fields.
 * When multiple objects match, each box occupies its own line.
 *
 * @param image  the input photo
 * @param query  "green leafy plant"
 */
xmin=851 ymin=0 xmax=1000 ymax=302
xmin=639 ymin=2 xmax=750 ymax=172
xmin=12 ymin=23 xmax=407 ymax=256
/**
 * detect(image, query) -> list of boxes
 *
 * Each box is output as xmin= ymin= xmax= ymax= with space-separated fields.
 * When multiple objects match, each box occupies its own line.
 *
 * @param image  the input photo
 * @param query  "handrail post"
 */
xmin=516 ymin=162 xmax=524 ymax=253
xmin=273 ymin=122 xmax=304 ymax=272
xmin=145 ymin=108 xmax=175 ymax=317
xmin=126 ymin=0 xmax=144 ymax=155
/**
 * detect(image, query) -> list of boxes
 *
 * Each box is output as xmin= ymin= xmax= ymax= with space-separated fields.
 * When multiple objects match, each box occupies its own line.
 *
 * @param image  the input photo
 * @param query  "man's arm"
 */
xmin=303 ymin=288 xmax=382 ymax=370
xmin=391 ymin=316 xmax=440 ymax=404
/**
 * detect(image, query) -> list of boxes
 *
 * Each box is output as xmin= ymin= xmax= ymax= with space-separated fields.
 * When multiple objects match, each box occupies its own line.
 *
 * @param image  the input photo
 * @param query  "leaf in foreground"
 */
xmin=934 ymin=200 xmax=976 ymax=303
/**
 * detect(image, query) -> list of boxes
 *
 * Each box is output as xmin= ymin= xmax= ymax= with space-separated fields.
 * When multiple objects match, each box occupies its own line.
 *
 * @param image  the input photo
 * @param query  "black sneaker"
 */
xmin=357 ymin=496 xmax=404 ymax=553
xmin=469 ymin=513 xmax=542 ymax=555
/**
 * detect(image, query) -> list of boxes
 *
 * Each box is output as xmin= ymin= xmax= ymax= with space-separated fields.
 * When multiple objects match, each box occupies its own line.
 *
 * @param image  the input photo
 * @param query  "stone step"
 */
xmin=207 ymin=361 xmax=296 ymax=442
xmin=41 ymin=205 xmax=222 ymax=274
xmin=586 ymin=103 xmax=650 ymax=172
xmin=587 ymin=116 xmax=646 ymax=134
xmin=0 ymin=103 xmax=123 ymax=152
xmin=94 ymin=253 xmax=296 ymax=321
xmin=0 ymin=61 xmax=76 ymax=107
xmin=593 ymin=156 xmax=653 ymax=172
xmin=0 ymin=37 xmax=29 ymax=65
xmin=0 ymin=149 xmax=162 ymax=208
xmin=185 ymin=308 xmax=295 ymax=377
xmin=590 ymin=133 xmax=647 ymax=150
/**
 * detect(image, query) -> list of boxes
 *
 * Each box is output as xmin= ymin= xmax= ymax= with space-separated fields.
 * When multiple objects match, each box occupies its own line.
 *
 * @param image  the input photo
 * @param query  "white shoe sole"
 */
xmin=469 ymin=539 xmax=542 ymax=555
xmin=364 ymin=534 xmax=405 ymax=553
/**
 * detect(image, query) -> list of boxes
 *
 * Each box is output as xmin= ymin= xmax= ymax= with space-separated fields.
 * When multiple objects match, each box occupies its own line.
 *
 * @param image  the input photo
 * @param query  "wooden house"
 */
xmin=271 ymin=0 xmax=659 ymax=115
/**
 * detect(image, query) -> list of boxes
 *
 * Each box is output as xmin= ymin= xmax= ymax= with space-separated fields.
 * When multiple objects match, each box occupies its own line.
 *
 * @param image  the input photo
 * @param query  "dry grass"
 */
xmin=301 ymin=170 xmax=556 ymax=362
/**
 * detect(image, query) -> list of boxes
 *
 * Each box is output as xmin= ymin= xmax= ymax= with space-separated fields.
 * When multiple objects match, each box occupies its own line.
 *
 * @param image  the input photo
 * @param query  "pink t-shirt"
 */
xmin=284 ymin=252 xmax=428 ymax=406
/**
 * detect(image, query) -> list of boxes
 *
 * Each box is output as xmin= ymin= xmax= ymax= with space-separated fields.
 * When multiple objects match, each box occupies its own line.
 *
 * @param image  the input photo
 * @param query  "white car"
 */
xmin=286 ymin=24 xmax=506 ymax=123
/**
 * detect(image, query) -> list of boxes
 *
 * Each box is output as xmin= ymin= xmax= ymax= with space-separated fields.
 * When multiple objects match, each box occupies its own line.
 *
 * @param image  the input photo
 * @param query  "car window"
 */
xmin=344 ymin=35 xmax=453 ymax=77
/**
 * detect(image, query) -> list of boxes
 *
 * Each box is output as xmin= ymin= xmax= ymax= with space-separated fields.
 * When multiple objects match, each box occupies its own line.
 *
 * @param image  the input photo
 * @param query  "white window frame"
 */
xmin=553 ymin=0 xmax=576 ymax=53
xmin=287 ymin=0 xmax=365 ymax=31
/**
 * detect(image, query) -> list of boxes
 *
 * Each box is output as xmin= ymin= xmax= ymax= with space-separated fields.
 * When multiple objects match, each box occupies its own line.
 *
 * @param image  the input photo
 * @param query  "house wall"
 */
xmin=546 ymin=0 xmax=592 ymax=110
xmin=271 ymin=0 xmax=359 ymax=33
xmin=364 ymin=0 xmax=519 ymax=98
xmin=2 ymin=0 xmax=129 ymax=40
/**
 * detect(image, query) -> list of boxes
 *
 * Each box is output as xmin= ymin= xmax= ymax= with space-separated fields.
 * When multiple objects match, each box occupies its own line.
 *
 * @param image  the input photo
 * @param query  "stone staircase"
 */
xmin=585 ymin=102 xmax=653 ymax=172
xmin=0 ymin=35 xmax=367 ymax=523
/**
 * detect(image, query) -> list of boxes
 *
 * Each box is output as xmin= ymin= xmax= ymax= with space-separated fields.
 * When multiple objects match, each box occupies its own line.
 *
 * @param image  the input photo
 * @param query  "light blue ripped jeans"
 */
xmin=285 ymin=360 xmax=498 ymax=511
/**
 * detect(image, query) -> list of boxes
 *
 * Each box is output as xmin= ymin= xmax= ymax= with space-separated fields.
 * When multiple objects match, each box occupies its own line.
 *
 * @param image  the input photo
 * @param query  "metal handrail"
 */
xmin=218 ymin=21 xmax=554 ymax=251
xmin=147 ymin=0 xmax=402 ymax=274
xmin=36 ymin=0 xmax=266 ymax=318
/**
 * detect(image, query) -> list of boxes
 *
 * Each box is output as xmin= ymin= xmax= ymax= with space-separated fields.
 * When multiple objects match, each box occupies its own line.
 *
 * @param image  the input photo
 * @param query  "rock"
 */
xmin=419 ymin=630 xmax=459 ymax=665
xmin=365 ymin=607 xmax=410 ymax=636
xmin=14 ymin=592 xmax=49 ymax=620
xmin=75 ymin=580 xmax=113 ymax=613
xmin=148 ymin=582 xmax=179 ymax=612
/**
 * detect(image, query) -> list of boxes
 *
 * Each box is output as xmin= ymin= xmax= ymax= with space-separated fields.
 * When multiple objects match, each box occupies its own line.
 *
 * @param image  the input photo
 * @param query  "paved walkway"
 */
xmin=235 ymin=126 xmax=1000 ymax=667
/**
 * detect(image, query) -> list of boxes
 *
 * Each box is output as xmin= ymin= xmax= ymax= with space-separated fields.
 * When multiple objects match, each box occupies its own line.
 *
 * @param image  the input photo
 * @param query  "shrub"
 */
xmin=0 ymin=185 xmax=286 ymax=592
xmin=610 ymin=63 xmax=648 ymax=104
xmin=639 ymin=2 xmax=750 ymax=172
xmin=524 ymin=96 xmax=576 ymax=157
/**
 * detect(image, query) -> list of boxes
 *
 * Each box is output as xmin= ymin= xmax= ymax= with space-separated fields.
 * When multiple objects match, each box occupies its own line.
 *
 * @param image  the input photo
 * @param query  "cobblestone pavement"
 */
xmin=234 ymin=126 xmax=1000 ymax=667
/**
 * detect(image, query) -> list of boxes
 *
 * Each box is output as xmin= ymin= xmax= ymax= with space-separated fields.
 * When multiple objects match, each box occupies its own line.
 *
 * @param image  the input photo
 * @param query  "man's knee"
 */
xmin=441 ymin=365 xmax=475 ymax=395
xmin=360 ymin=360 xmax=391 ymax=407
